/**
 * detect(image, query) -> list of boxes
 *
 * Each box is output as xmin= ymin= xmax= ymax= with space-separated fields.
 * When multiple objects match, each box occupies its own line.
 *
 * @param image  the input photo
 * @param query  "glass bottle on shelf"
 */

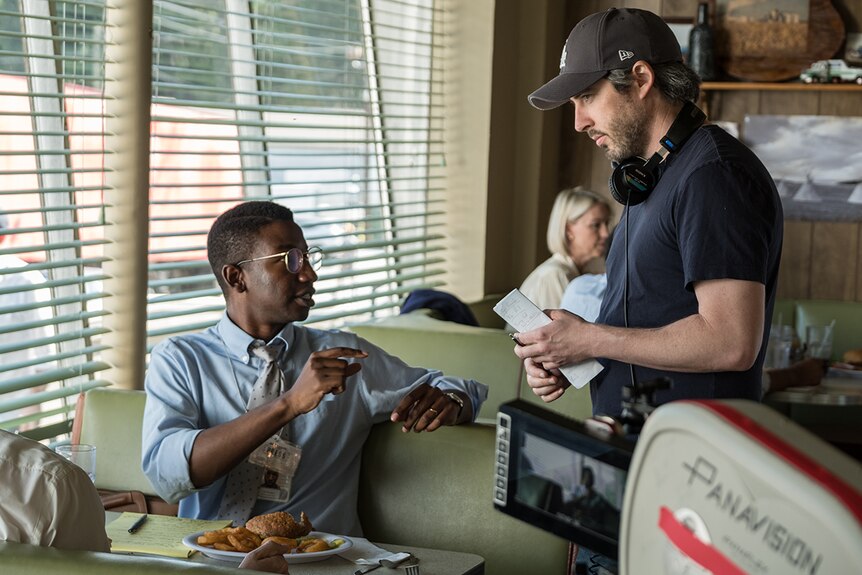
xmin=688 ymin=2 xmax=716 ymax=81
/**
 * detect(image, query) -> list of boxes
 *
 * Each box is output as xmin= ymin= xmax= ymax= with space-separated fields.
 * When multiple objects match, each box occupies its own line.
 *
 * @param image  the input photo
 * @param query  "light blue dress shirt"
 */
xmin=560 ymin=273 xmax=608 ymax=323
xmin=142 ymin=313 xmax=487 ymax=536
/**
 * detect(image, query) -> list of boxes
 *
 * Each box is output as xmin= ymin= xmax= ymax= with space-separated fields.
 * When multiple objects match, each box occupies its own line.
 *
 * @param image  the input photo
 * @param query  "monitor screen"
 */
xmin=494 ymin=400 xmax=634 ymax=557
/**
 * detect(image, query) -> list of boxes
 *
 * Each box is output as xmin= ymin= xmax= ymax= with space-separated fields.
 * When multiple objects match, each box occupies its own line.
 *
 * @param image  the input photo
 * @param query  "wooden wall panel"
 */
xmin=810 ymin=223 xmax=860 ymax=299
xmin=818 ymin=91 xmax=862 ymax=115
xmin=661 ymin=0 xmax=699 ymax=21
xmin=779 ymin=221 xmax=813 ymax=299
xmin=703 ymin=90 xmax=760 ymax=124
xmin=758 ymin=91 xmax=820 ymax=115
xmin=857 ymin=225 xmax=862 ymax=301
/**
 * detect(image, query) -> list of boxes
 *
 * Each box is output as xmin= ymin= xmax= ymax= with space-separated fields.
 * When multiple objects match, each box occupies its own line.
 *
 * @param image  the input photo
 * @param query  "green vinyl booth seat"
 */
xmin=347 ymin=308 xmax=594 ymax=423
xmin=358 ymin=421 xmax=572 ymax=575
xmin=347 ymin=310 xmax=523 ymax=423
xmin=51 ymin=387 xmax=573 ymax=575
xmin=772 ymin=299 xmax=862 ymax=361
xmin=73 ymin=387 xmax=152 ymax=494
xmin=72 ymin=387 xmax=177 ymax=515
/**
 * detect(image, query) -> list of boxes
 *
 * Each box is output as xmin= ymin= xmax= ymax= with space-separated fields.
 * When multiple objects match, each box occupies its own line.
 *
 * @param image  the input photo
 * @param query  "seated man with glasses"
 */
xmin=142 ymin=201 xmax=487 ymax=537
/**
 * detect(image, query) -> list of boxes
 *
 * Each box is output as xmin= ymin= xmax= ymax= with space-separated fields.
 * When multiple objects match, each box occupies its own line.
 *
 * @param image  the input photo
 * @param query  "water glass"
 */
xmin=805 ymin=324 xmax=834 ymax=361
xmin=55 ymin=443 xmax=96 ymax=483
xmin=765 ymin=325 xmax=793 ymax=369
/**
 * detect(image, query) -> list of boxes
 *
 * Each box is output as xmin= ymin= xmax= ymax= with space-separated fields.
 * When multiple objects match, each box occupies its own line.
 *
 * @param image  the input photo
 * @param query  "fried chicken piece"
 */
xmin=245 ymin=511 xmax=313 ymax=539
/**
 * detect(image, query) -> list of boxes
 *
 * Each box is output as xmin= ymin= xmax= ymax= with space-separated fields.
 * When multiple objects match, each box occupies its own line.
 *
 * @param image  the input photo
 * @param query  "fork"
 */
xmin=353 ymin=554 xmax=417 ymax=575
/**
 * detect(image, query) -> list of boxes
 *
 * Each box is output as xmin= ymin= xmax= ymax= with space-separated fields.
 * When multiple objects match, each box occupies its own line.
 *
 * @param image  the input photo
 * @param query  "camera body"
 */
xmin=493 ymin=399 xmax=634 ymax=558
xmin=494 ymin=396 xmax=862 ymax=574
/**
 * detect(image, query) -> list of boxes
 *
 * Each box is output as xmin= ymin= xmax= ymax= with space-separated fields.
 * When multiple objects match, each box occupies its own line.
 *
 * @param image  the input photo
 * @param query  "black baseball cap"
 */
xmin=528 ymin=8 xmax=683 ymax=110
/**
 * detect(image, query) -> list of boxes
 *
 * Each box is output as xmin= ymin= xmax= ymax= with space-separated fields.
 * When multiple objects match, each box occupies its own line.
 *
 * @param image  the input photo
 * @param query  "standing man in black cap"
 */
xmin=514 ymin=9 xmax=782 ymax=424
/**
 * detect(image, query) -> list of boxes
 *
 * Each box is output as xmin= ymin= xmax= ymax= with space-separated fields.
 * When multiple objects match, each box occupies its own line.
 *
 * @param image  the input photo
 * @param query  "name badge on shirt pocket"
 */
xmin=249 ymin=435 xmax=301 ymax=503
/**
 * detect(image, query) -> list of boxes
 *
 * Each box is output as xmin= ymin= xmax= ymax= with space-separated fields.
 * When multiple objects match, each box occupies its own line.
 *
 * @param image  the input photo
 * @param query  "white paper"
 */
xmin=493 ymin=288 xmax=603 ymax=389
xmin=338 ymin=537 xmax=411 ymax=565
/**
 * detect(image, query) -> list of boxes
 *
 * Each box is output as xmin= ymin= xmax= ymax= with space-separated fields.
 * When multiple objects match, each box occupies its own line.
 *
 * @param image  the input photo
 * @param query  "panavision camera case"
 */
xmin=619 ymin=399 xmax=862 ymax=574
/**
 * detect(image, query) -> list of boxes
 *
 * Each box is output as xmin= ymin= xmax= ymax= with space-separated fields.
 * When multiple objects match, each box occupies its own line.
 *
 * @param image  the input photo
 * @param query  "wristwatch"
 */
xmin=443 ymin=391 xmax=464 ymax=419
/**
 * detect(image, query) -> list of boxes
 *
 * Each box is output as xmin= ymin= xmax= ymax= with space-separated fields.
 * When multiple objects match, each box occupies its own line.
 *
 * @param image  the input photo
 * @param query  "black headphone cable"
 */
xmin=623 ymin=196 xmax=637 ymax=390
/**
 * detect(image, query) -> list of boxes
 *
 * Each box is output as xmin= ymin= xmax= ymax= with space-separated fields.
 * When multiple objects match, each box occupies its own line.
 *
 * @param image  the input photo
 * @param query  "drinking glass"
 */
xmin=805 ymin=325 xmax=834 ymax=361
xmin=55 ymin=443 xmax=96 ymax=483
xmin=766 ymin=325 xmax=793 ymax=369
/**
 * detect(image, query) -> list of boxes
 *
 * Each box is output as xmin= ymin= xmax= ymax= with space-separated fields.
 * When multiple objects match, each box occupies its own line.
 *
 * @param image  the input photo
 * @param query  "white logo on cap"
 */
xmin=559 ymin=43 xmax=568 ymax=71
xmin=618 ymin=50 xmax=634 ymax=61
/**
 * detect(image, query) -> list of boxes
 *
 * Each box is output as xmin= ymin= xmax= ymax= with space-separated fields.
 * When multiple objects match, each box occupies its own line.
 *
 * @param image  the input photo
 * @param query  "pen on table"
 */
xmin=128 ymin=514 xmax=148 ymax=534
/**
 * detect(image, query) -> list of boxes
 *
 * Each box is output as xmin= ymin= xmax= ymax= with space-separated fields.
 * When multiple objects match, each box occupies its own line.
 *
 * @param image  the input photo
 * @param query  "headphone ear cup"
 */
xmin=609 ymin=157 xmax=654 ymax=206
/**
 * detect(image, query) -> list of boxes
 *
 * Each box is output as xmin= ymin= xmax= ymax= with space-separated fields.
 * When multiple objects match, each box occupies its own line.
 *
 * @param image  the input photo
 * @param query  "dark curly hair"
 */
xmin=207 ymin=201 xmax=294 ymax=292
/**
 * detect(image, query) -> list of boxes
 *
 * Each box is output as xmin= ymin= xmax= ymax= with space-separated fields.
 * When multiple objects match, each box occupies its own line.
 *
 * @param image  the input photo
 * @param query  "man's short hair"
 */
xmin=207 ymin=201 xmax=294 ymax=291
xmin=607 ymin=61 xmax=701 ymax=104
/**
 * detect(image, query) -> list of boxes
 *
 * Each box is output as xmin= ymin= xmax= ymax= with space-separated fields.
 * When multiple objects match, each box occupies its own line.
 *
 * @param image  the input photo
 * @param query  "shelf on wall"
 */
xmin=701 ymin=81 xmax=862 ymax=91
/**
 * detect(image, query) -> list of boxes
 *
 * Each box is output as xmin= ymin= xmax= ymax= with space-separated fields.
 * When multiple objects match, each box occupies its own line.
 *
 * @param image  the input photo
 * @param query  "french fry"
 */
xmin=227 ymin=528 xmax=261 ymax=553
xmin=299 ymin=538 xmax=331 ymax=553
xmin=197 ymin=528 xmax=232 ymax=546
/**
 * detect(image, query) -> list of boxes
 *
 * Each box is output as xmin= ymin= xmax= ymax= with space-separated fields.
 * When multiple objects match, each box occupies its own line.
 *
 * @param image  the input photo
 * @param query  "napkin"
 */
xmin=338 ymin=537 xmax=411 ymax=565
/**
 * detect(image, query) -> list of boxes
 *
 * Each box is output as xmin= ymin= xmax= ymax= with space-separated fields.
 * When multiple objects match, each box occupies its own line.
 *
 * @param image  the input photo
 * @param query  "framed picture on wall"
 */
xmin=743 ymin=115 xmax=862 ymax=222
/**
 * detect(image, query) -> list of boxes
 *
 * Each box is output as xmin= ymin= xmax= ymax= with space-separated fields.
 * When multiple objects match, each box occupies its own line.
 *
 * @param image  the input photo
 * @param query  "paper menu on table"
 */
xmin=493 ymin=288 xmax=603 ymax=389
xmin=106 ymin=512 xmax=231 ymax=558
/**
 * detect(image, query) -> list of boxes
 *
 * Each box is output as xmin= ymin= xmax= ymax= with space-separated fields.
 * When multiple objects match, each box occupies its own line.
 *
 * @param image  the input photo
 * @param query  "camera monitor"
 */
xmin=493 ymin=399 xmax=634 ymax=557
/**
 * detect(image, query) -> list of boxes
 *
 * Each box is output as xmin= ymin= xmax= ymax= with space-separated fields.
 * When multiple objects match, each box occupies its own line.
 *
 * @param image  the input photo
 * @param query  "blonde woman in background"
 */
xmin=519 ymin=187 xmax=611 ymax=311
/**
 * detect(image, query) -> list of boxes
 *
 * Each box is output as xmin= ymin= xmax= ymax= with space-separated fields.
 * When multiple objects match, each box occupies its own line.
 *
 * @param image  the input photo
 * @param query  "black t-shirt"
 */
xmin=593 ymin=125 xmax=783 ymax=417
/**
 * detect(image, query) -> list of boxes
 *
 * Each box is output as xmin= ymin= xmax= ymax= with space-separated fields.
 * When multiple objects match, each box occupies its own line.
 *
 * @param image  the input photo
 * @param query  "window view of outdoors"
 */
xmin=0 ymin=0 xmax=445 ymax=439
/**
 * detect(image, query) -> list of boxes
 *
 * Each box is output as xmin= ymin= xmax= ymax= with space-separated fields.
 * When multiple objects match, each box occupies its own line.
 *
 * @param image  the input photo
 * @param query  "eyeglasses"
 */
xmin=235 ymin=246 xmax=324 ymax=274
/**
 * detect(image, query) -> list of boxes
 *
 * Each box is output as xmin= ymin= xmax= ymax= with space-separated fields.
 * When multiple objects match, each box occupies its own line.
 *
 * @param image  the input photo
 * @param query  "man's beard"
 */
xmin=603 ymin=106 xmax=650 ymax=163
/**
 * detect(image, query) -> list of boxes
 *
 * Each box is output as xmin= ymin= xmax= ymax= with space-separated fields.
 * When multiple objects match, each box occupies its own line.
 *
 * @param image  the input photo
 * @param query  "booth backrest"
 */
xmin=772 ymin=299 xmax=862 ymax=361
xmin=358 ymin=421 xmax=572 ymax=575
xmin=347 ymin=311 xmax=523 ymax=423
xmin=348 ymin=310 xmax=594 ymax=422
xmin=73 ymin=388 xmax=152 ymax=494
xmin=65 ymin=390 xmax=571 ymax=573
xmin=72 ymin=388 xmax=177 ymax=515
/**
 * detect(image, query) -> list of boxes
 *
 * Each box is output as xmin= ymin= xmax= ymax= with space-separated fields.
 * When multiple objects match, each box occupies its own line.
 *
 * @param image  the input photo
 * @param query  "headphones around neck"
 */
xmin=608 ymin=101 xmax=707 ymax=206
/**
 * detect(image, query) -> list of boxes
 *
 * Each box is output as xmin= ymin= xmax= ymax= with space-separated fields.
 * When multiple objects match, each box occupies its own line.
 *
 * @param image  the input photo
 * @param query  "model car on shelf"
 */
xmin=799 ymin=59 xmax=862 ymax=84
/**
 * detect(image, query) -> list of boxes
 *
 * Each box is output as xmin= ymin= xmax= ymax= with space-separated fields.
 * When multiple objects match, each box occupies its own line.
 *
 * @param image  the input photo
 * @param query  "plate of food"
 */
xmin=828 ymin=363 xmax=862 ymax=379
xmin=829 ymin=349 xmax=862 ymax=379
xmin=183 ymin=529 xmax=352 ymax=563
xmin=182 ymin=511 xmax=353 ymax=564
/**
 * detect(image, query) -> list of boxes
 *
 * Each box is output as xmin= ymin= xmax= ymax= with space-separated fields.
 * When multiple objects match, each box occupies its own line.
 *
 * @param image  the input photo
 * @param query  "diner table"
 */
xmin=765 ymin=372 xmax=862 ymax=461
xmin=766 ymin=374 xmax=862 ymax=406
xmin=105 ymin=512 xmax=485 ymax=575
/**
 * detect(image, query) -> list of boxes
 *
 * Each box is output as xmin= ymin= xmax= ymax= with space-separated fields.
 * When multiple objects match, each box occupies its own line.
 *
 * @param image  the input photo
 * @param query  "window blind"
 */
xmin=0 ymin=0 xmax=112 ymax=440
xmin=145 ymin=0 xmax=447 ymax=345
xmin=0 ymin=0 xmax=448 ymax=441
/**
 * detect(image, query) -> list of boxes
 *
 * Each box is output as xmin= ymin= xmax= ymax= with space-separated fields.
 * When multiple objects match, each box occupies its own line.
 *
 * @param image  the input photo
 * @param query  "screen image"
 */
xmin=515 ymin=432 xmax=626 ymax=539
